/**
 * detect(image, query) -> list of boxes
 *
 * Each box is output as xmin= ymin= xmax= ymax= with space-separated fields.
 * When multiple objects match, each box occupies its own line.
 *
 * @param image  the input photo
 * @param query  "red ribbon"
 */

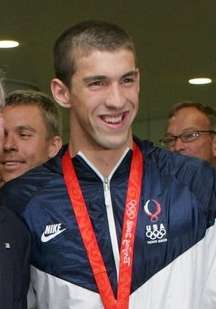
xmin=62 ymin=143 xmax=143 ymax=308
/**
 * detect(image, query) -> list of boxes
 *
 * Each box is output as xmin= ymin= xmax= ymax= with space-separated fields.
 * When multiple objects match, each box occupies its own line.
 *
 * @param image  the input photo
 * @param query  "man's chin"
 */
xmin=3 ymin=170 xmax=26 ymax=183
xmin=94 ymin=130 xmax=132 ymax=150
xmin=98 ymin=137 xmax=130 ymax=150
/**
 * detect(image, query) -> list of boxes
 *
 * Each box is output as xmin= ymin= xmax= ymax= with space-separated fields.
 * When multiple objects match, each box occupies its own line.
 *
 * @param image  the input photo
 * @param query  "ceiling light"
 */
xmin=188 ymin=77 xmax=212 ymax=85
xmin=0 ymin=40 xmax=19 ymax=48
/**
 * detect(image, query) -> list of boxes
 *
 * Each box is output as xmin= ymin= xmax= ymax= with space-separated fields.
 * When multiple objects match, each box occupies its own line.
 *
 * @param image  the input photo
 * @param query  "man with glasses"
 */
xmin=161 ymin=101 xmax=216 ymax=166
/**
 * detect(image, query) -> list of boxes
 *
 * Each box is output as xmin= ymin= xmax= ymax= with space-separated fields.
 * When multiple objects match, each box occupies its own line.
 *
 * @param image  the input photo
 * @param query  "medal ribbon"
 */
xmin=62 ymin=143 xmax=143 ymax=309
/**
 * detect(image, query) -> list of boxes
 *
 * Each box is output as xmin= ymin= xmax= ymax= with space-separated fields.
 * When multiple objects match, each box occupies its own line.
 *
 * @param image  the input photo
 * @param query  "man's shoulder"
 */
xmin=0 ymin=205 xmax=30 ymax=241
xmin=138 ymin=138 xmax=215 ymax=178
xmin=0 ymin=151 xmax=63 ymax=215
xmin=138 ymin=138 xmax=216 ymax=212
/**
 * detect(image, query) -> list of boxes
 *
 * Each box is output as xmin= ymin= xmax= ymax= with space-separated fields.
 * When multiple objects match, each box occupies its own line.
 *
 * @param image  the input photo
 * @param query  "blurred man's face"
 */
xmin=166 ymin=107 xmax=216 ymax=165
xmin=0 ymin=113 xmax=4 ymax=154
xmin=0 ymin=104 xmax=61 ymax=183
xmin=0 ymin=114 xmax=4 ymax=186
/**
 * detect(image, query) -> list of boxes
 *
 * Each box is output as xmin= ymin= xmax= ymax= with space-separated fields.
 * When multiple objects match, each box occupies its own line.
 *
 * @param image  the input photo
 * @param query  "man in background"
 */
xmin=161 ymin=101 xmax=216 ymax=166
xmin=0 ymin=82 xmax=30 ymax=309
xmin=0 ymin=90 xmax=62 ymax=185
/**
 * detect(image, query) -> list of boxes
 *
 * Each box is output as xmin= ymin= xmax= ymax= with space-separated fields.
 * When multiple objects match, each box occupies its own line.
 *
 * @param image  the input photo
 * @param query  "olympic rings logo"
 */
xmin=143 ymin=199 xmax=161 ymax=222
xmin=145 ymin=224 xmax=166 ymax=240
xmin=126 ymin=199 xmax=137 ymax=220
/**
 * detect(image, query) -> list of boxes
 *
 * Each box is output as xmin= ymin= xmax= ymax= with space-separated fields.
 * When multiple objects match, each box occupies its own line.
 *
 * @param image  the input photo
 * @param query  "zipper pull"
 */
xmin=104 ymin=176 xmax=110 ymax=191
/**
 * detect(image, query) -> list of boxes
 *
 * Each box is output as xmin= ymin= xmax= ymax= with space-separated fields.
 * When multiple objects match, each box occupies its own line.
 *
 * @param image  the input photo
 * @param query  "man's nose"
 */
xmin=3 ymin=134 xmax=18 ymax=152
xmin=105 ymin=83 xmax=125 ymax=109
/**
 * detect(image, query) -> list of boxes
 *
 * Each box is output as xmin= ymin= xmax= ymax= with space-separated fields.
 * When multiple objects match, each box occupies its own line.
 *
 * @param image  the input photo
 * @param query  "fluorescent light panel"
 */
xmin=0 ymin=40 xmax=19 ymax=48
xmin=188 ymin=77 xmax=212 ymax=85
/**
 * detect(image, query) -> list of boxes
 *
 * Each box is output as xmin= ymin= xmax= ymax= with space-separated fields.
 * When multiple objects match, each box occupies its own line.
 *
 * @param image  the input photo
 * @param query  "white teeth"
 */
xmin=102 ymin=114 xmax=123 ymax=124
xmin=5 ymin=161 xmax=21 ymax=166
xmin=5 ymin=162 xmax=17 ymax=166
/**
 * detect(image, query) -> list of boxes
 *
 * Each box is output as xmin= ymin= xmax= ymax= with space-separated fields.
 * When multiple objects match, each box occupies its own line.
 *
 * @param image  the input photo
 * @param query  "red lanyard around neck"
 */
xmin=62 ymin=143 xmax=143 ymax=309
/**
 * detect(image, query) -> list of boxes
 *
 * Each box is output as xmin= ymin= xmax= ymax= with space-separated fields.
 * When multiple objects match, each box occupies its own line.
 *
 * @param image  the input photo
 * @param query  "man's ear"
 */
xmin=51 ymin=78 xmax=71 ymax=109
xmin=212 ymin=135 xmax=216 ymax=157
xmin=48 ymin=136 xmax=63 ymax=158
xmin=136 ymin=68 xmax=140 ymax=94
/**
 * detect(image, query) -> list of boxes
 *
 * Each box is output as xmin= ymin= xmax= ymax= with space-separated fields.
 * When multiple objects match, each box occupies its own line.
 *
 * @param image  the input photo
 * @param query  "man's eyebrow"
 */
xmin=83 ymin=75 xmax=107 ymax=84
xmin=16 ymin=125 xmax=36 ymax=133
xmin=166 ymin=127 xmax=204 ymax=136
xmin=121 ymin=70 xmax=139 ymax=79
xmin=83 ymin=70 xmax=139 ymax=84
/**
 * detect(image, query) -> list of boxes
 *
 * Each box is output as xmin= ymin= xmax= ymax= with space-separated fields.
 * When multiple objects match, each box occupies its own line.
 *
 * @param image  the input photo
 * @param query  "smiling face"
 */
xmin=0 ymin=104 xmax=61 ymax=182
xmin=52 ymin=49 xmax=140 ymax=156
xmin=166 ymin=106 xmax=216 ymax=164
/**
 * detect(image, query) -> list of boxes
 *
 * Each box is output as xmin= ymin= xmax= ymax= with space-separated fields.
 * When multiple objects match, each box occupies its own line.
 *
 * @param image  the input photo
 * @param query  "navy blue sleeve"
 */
xmin=156 ymin=148 xmax=216 ymax=226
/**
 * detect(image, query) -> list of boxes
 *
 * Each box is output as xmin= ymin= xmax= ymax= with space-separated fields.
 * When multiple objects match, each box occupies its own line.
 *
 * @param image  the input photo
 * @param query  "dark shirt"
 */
xmin=0 ymin=205 xmax=30 ymax=309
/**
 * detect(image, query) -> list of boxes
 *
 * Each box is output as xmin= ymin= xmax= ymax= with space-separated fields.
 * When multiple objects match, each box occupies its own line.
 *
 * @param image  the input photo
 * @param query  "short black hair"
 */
xmin=5 ymin=90 xmax=62 ymax=138
xmin=54 ymin=20 xmax=136 ymax=87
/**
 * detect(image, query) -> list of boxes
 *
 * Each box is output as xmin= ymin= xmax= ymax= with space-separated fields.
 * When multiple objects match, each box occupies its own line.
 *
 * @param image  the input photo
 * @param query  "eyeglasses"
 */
xmin=160 ymin=130 xmax=216 ymax=148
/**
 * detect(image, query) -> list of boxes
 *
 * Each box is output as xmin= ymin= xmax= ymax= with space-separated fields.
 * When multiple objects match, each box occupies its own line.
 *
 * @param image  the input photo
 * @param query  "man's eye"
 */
xmin=183 ymin=132 xmax=196 ymax=139
xmin=19 ymin=132 xmax=32 ymax=138
xmin=122 ymin=77 xmax=135 ymax=86
xmin=165 ymin=137 xmax=175 ymax=144
xmin=88 ymin=80 xmax=105 ymax=88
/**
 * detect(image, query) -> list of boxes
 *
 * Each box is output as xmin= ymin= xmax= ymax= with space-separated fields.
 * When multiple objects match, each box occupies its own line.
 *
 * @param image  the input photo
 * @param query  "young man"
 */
xmin=1 ymin=21 xmax=216 ymax=309
xmin=0 ymin=90 xmax=62 ymax=185
xmin=161 ymin=101 xmax=216 ymax=166
xmin=0 ymin=82 xmax=30 ymax=309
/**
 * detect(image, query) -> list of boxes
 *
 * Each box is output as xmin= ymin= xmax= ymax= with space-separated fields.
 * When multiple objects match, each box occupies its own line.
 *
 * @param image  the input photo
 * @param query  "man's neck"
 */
xmin=212 ymin=157 xmax=216 ymax=168
xmin=0 ymin=178 xmax=5 ymax=188
xmin=68 ymin=139 xmax=133 ymax=177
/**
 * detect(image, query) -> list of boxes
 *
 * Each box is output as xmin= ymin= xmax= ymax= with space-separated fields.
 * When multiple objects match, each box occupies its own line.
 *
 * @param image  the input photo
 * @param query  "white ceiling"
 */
xmin=0 ymin=0 xmax=215 ymax=142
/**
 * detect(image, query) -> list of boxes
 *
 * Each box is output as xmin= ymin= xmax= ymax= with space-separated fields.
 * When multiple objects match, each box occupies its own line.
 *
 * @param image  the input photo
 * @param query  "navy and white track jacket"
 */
xmin=1 ymin=139 xmax=216 ymax=309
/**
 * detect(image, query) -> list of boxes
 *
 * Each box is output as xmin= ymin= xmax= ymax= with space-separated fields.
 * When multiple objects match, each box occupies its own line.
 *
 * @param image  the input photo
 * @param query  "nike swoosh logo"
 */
xmin=41 ymin=228 xmax=66 ymax=243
